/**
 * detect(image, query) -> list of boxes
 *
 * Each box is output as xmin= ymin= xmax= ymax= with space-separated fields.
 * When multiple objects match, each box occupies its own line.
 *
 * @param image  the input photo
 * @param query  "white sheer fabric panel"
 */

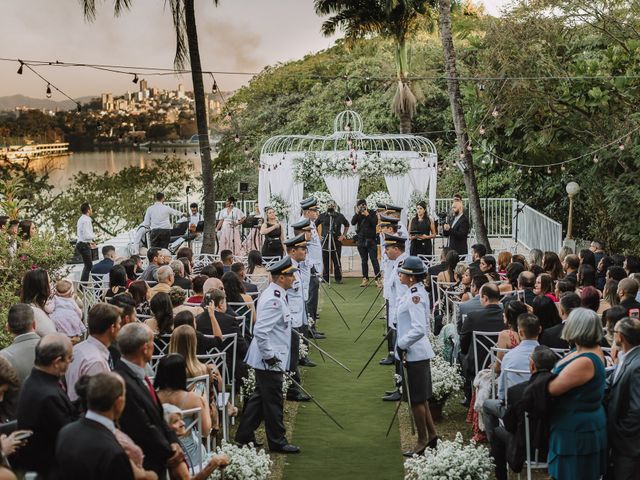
xmin=267 ymin=153 xmax=303 ymax=226
xmin=324 ymin=174 xmax=360 ymax=233
xmin=408 ymin=153 xmax=437 ymax=214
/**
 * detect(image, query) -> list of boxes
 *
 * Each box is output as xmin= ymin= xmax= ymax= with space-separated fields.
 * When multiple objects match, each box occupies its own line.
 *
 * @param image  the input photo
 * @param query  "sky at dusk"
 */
xmin=1 ymin=0 xmax=512 ymax=99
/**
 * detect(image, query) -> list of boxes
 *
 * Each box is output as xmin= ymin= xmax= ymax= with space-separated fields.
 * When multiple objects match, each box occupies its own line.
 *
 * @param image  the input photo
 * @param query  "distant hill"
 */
xmin=0 ymin=94 xmax=98 ymax=112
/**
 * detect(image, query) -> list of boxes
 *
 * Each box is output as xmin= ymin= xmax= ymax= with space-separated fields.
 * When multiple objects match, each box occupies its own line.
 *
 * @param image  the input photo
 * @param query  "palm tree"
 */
xmin=438 ymin=0 xmax=491 ymax=250
xmin=315 ymin=0 xmax=428 ymax=133
xmin=82 ymin=0 xmax=218 ymax=253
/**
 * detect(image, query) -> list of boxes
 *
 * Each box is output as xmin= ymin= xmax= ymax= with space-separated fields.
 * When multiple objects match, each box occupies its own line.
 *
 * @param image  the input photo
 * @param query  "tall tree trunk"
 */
xmin=438 ymin=0 xmax=491 ymax=251
xmin=185 ymin=0 xmax=216 ymax=254
xmin=399 ymin=110 xmax=412 ymax=133
xmin=396 ymin=38 xmax=413 ymax=134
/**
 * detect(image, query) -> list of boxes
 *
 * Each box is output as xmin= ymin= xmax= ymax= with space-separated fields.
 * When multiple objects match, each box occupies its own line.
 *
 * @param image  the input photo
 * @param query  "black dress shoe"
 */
xmin=298 ymin=358 xmax=317 ymax=367
xmin=379 ymin=355 xmax=394 ymax=365
xmin=402 ymin=446 xmax=426 ymax=457
xmin=235 ymin=439 xmax=262 ymax=448
xmin=385 ymin=389 xmax=399 ymax=395
xmin=272 ymin=444 xmax=301 ymax=454
xmin=382 ymin=390 xmax=401 ymax=401
xmin=427 ymin=436 xmax=439 ymax=449
xmin=287 ymin=391 xmax=311 ymax=402
xmin=334 ymin=279 xmax=343 ymax=284
xmin=459 ymin=398 xmax=470 ymax=407
xmin=310 ymin=331 xmax=326 ymax=339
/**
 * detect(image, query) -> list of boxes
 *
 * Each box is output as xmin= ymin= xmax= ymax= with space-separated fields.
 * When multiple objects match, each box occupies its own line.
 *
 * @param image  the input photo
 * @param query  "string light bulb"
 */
xmin=132 ymin=74 xmax=139 ymax=84
xmin=46 ymin=84 xmax=52 ymax=98
xmin=244 ymin=146 xmax=249 ymax=155
xmin=619 ymin=142 xmax=625 ymax=151
xmin=593 ymin=155 xmax=599 ymax=163
xmin=212 ymin=80 xmax=219 ymax=94
xmin=479 ymin=125 xmax=486 ymax=135
xmin=547 ymin=167 xmax=552 ymax=174
xmin=561 ymin=164 xmax=566 ymax=171
xmin=76 ymin=104 xmax=82 ymax=113
xmin=345 ymin=95 xmax=352 ymax=107
xmin=234 ymin=134 xmax=240 ymax=143
xmin=17 ymin=61 xmax=23 ymax=75
xmin=491 ymin=108 xmax=499 ymax=118
xmin=224 ymin=112 xmax=232 ymax=122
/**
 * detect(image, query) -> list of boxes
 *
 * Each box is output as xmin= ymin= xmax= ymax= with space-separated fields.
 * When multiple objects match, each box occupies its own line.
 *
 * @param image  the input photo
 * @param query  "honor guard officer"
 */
xmin=396 ymin=256 xmax=438 ymax=456
xmin=379 ymin=215 xmax=401 ymax=265
xmin=283 ymin=234 xmax=314 ymax=402
xmin=299 ymin=198 xmax=325 ymax=338
xmin=291 ymin=218 xmax=325 ymax=340
xmin=379 ymin=204 xmax=410 ymax=252
xmin=379 ymin=217 xmax=402 ymax=367
xmin=381 ymin=234 xmax=408 ymax=402
xmin=235 ymin=257 xmax=301 ymax=454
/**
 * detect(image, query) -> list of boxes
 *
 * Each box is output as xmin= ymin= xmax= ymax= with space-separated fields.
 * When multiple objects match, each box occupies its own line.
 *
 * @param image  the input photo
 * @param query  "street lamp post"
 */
xmin=564 ymin=181 xmax=580 ymax=250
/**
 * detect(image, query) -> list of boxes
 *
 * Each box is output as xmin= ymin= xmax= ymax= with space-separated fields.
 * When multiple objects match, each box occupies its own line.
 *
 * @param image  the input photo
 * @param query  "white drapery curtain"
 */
xmin=324 ymin=174 xmax=361 ymax=233
xmin=258 ymin=152 xmax=304 ymax=227
xmin=408 ymin=153 xmax=438 ymax=215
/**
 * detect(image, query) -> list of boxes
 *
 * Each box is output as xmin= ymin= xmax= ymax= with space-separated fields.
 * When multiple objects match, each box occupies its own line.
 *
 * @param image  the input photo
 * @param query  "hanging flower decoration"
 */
xmin=365 ymin=191 xmax=393 ymax=208
xmin=291 ymin=152 xmax=410 ymax=181
xmin=309 ymin=191 xmax=335 ymax=213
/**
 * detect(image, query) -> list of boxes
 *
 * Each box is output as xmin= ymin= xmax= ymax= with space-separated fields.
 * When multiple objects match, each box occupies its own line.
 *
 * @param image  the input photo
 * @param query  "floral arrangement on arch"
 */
xmin=292 ymin=152 xmax=410 ymax=181
xmin=309 ymin=191 xmax=335 ymax=213
xmin=266 ymin=194 xmax=290 ymax=222
xmin=407 ymin=191 xmax=431 ymax=220
xmin=365 ymin=191 xmax=393 ymax=209
xmin=208 ymin=441 xmax=272 ymax=480
xmin=430 ymin=354 xmax=464 ymax=404
xmin=404 ymin=432 xmax=493 ymax=480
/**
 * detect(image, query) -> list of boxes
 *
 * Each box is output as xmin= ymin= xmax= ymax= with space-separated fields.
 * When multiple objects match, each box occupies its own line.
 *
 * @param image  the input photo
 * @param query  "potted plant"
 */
xmin=429 ymin=354 xmax=463 ymax=421
xmin=208 ymin=441 xmax=272 ymax=480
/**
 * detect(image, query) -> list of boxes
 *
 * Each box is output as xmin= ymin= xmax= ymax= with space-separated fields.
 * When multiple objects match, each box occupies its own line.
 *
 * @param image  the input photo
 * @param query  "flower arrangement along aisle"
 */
xmin=266 ymin=194 xmax=290 ymax=222
xmin=365 ymin=191 xmax=393 ymax=209
xmin=208 ymin=441 xmax=272 ymax=480
xmin=430 ymin=354 xmax=463 ymax=405
xmin=404 ymin=433 xmax=493 ymax=480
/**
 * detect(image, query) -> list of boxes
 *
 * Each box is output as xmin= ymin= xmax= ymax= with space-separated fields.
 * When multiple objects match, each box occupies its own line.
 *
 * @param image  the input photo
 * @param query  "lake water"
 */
xmin=34 ymin=149 xmax=203 ymax=192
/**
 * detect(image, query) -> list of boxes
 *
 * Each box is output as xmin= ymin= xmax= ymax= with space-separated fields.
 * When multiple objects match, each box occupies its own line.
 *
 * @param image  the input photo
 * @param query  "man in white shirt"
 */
xmin=300 ymin=197 xmax=324 ymax=338
xmin=66 ymin=303 xmax=122 ymax=402
xmin=143 ymin=192 xmax=185 ymax=249
xmin=76 ymin=203 xmax=97 ymax=282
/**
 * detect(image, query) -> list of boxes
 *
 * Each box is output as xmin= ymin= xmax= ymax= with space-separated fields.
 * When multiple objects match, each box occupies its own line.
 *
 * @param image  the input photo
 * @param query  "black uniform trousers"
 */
xmin=235 ymin=369 xmax=288 ymax=450
xmin=149 ymin=228 xmax=171 ymax=249
xmin=76 ymin=242 xmax=94 ymax=282
xmin=307 ymin=267 xmax=320 ymax=322
xmin=322 ymin=236 xmax=343 ymax=282
xmin=287 ymin=328 xmax=303 ymax=396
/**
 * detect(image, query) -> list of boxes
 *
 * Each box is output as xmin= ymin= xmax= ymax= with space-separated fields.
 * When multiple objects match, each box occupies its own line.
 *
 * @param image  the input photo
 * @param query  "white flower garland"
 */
xmin=208 ymin=441 xmax=272 ymax=480
xmin=292 ymin=152 xmax=410 ymax=181
xmin=266 ymin=194 xmax=290 ymax=221
xmin=404 ymin=432 xmax=493 ymax=480
xmin=365 ymin=191 xmax=393 ymax=208
xmin=430 ymin=354 xmax=464 ymax=403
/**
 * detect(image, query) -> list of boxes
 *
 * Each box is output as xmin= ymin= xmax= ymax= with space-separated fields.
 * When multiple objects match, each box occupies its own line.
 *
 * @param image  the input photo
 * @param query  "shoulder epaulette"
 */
xmin=274 ymin=290 xmax=281 ymax=298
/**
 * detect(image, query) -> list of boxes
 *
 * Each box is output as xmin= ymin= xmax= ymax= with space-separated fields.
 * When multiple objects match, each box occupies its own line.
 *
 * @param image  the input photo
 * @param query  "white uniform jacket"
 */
xmin=385 ymin=252 xmax=409 ymax=328
xmin=289 ymin=259 xmax=307 ymax=328
xmin=395 ymin=283 xmax=435 ymax=362
xmin=306 ymin=220 xmax=323 ymax=275
xmin=244 ymin=283 xmax=292 ymax=371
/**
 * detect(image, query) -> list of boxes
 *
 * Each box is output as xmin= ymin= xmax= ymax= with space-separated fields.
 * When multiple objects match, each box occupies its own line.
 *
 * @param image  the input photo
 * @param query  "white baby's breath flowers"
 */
xmin=430 ymin=354 xmax=463 ymax=403
xmin=208 ymin=441 xmax=272 ymax=480
xmin=404 ymin=432 xmax=493 ymax=480
xmin=266 ymin=194 xmax=290 ymax=221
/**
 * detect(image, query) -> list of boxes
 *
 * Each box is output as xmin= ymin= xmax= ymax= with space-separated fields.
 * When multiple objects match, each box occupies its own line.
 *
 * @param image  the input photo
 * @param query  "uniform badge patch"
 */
xmin=411 ymin=286 xmax=418 ymax=293
xmin=412 ymin=296 xmax=420 ymax=304
xmin=274 ymin=290 xmax=281 ymax=298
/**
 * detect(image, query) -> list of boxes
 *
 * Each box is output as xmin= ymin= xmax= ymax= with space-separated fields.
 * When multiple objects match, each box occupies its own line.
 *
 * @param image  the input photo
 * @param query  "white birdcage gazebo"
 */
xmin=257 ymin=110 xmax=438 ymax=226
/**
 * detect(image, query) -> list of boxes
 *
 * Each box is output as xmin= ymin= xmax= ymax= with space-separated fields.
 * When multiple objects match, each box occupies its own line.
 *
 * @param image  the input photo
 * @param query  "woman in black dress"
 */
xmin=409 ymin=201 xmax=436 ymax=257
xmin=259 ymin=207 xmax=284 ymax=258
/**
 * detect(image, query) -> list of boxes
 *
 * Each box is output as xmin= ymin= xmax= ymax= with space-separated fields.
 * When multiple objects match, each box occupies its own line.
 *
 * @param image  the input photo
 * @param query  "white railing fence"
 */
xmin=514 ymin=201 xmax=563 ymax=253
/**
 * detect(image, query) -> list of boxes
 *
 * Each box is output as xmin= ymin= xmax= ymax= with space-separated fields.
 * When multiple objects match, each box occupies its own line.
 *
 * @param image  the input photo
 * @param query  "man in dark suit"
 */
xmin=488 ymin=345 xmax=556 ymax=480
xmin=456 ymin=274 xmax=490 ymax=333
xmin=562 ymin=254 xmax=579 ymax=284
xmin=501 ymin=271 xmax=536 ymax=306
xmin=460 ymin=283 xmax=504 ymax=399
xmin=442 ymin=194 xmax=470 ymax=256
xmin=618 ymin=278 xmax=640 ymax=318
xmin=607 ymin=317 xmax=640 ymax=479
xmin=55 ymin=372 xmax=134 ymax=480
xmin=539 ymin=292 xmax=581 ymax=349
xmin=90 ymin=245 xmax=116 ymax=279
xmin=468 ymin=243 xmax=487 ymax=270
xmin=114 ymin=323 xmax=181 ymax=477
xmin=13 ymin=334 xmax=77 ymax=478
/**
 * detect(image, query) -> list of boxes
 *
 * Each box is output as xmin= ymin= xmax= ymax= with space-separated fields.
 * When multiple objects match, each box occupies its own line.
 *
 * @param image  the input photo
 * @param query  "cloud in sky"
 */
xmin=0 ymin=0 xmax=511 ymax=99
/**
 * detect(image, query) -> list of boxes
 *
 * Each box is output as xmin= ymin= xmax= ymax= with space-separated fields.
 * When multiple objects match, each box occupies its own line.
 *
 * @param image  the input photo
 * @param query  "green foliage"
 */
xmin=0 ymin=233 xmax=72 ymax=348
xmin=48 ymin=156 xmax=197 ymax=236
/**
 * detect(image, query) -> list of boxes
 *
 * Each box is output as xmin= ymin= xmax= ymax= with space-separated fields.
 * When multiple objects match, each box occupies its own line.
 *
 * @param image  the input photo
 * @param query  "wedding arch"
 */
xmin=257 ymin=110 xmax=438 ymax=226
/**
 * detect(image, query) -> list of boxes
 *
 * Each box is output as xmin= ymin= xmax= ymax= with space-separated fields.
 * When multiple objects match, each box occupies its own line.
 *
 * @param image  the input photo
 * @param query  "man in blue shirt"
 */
xmin=90 ymin=245 xmax=116 ymax=280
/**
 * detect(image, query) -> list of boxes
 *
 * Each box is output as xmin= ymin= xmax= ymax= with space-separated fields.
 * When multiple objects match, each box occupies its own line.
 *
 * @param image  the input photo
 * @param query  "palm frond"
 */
xmin=81 ymin=0 xmax=97 ymax=21
xmin=392 ymin=81 xmax=417 ymax=118
xmin=113 ymin=0 xmax=133 ymax=16
xmin=164 ymin=0 xmax=188 ymax=69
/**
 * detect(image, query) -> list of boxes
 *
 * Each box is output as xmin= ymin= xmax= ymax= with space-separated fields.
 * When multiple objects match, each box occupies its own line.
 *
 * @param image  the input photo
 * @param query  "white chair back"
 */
xmin=472 ymin=331 xmax=501 ymax=374
xmin=196 ymin=352 xmax=229 ymax=441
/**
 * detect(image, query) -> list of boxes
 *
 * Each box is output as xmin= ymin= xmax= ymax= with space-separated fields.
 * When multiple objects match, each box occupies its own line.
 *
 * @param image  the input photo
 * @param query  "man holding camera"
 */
xmin=317 ymin=201 xmax=349 ymax=284
xmin=351 ymin=199 xmax=381 ymax=287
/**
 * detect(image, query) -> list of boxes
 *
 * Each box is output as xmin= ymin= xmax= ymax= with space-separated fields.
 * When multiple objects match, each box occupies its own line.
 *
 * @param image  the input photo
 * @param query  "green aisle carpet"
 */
xmin=282 ymin=279 xmax=405 ymax=480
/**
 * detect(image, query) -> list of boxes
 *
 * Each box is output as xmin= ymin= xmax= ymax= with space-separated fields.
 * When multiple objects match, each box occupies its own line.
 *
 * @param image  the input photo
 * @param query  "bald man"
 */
xmin=14 ymin=334 xmax=77 ymax=476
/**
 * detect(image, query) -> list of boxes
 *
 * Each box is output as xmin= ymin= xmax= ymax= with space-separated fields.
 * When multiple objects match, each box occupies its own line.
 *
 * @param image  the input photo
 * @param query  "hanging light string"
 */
xmin=7 ymin=56 xmax=640 ymax=82
xmin=17 ymin=60 xmax=82 ymax=111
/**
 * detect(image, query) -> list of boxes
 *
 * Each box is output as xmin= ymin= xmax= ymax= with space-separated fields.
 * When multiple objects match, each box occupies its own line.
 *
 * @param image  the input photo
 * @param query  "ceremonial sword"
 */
xmin=359 ymin=287 xmax=384 ymax=323
xmin=353 ymin=302 xmax=386 ymax=344
xmin=292 ymin=329 xmax=352 ymax=373
xmin=356 ymin=329 xmax=393 ymax=378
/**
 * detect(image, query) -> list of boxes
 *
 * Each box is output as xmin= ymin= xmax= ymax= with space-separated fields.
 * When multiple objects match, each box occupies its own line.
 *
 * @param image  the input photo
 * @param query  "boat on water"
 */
xmin=0 ymin=142 xmax=70 ymax=161
xmin=137 ymin=133 xmax=221 ymax=150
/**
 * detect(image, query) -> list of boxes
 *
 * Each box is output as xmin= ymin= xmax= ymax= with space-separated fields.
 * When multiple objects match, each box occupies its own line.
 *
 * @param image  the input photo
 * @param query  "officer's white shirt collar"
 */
xmin=85 ymin=410 xmax=116 ymax=433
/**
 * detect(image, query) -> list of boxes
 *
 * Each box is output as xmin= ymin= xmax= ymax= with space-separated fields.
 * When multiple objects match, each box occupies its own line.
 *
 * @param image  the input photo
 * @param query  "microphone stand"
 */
xmin=186 ymin=186 xmax=191 ymax=249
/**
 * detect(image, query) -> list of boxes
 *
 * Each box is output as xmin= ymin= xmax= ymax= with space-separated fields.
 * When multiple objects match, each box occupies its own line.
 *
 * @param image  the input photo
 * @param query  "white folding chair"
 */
xmin=227 ymin=301 xmax=255 ymax=335
xmin=262 ymin=256 xmax=282 ymax=269
xmin=489 ymin=346 xmax=512 ymax=398
xmin=550 ymin=348 xmax=571 ymax=359
xmin=522 ymin=411 xmax=548 ymax=479
xmin=178 ymin=406 xmax=205 ymax=475
xmin=149 ymin=355 xmax=163 ymax=375
xmin=473 ymin=331 xmax=501 ymax=375
xmin=196 ymin=353 xmax=229 ymax=441
xmin=246 ymin=274 xmax=269 ymax=293
xmin=502 ymin=367 xmax=530 ymax=404
xmin=186 ymin=375 xmax=211 ymax=452
xmin=73 ymin=278 xmax=108 ymax=320
xmin=203 ymin=333 xmax=238 ymax=423
xmin=154 ymin=334 xmax=172 ymax=356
